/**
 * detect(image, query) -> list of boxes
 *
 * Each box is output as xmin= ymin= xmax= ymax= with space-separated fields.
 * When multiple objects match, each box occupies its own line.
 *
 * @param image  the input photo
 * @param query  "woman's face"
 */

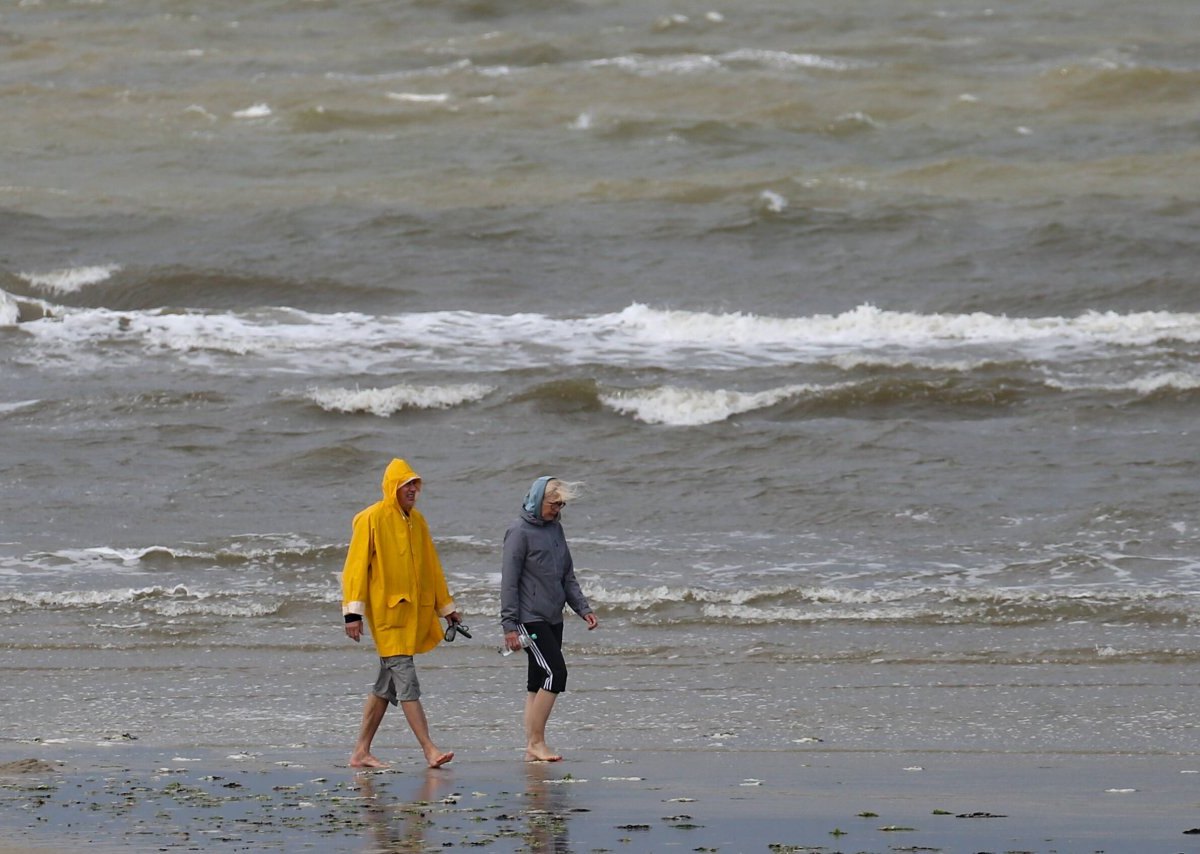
xmin=540 ymin=486 xmax=566 ymax=521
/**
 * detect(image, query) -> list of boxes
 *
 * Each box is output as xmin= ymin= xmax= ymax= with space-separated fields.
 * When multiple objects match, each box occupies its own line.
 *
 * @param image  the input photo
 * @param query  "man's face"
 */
xmin=396 ymin=479 xmax=421 ymax=512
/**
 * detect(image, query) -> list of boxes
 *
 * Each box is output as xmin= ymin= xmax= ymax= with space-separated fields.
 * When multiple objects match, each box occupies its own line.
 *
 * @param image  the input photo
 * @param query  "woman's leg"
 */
xmin=521 ymin=622 xmax=567 ymax=761
xmin=524 ymin=689 xmax=561 ymax=761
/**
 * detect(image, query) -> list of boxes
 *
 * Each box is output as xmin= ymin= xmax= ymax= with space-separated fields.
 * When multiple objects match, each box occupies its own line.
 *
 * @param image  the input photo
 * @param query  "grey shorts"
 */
xmin=372 ymin=655 xmax=421 ymax=705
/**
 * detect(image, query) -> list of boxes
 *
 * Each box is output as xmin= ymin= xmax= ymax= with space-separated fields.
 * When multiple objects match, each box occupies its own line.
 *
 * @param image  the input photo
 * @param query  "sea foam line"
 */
xmin=10 ymin=298 xmax=1200 ymax=369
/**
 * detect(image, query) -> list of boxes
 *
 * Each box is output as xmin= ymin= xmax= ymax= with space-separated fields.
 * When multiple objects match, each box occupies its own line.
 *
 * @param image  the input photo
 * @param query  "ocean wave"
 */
xmin=1 ymin=584 xmax=194 ymax=609
xmin=0 ymin=399 xmax=41 ymax=416
xmin=20 ymin=535 xmax=345 ymax=575
xmin=581 ymin=581 xmax=1196 ymax=626
xmin=599 ymin=384 xmax=821 ymax=426
xmin=17 ymin=265 xmax=121 ymax=296
xmin=1041 ymin=63 xmax=1200 ymax=108
xmin=291 ymin=106 xmax=438 ymax=134
xmin=0 ymin=582 xmax=327 ymax=618
xmin=4 ymin=560 xmax=1194 ymax=627
xmin=306 ymin=383 xmax=494 ymax=416
xmin=598 ymin=376 xmax=1057 ymax=425
xmin=0 ymin=287 xmax=56 ymax=326
xmin=605 ymin=303 xmax=1200 ymax=351
xmin=3 ymin=269 xmax=409 ymax=313
xmin=1047 ymin=371 xmax=1200 ymax=396
xmin=586 ymin=49 xmax=862 ymax=77
xmin=10 ymin=297 xmax=1200 ymax=374
xmin=718 ymin=48 xmax=866 ymax=73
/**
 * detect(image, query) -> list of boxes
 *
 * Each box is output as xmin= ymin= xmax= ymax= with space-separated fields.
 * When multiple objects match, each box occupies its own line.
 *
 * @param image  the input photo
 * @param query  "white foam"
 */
xmin=14 ymin=301 xmax=1200 ymax=376
xmin=82 ymin=545 xmax=180 ymax=563
xmin=1119 ymin=372 xmax=1200 ymax=393
xmin=607 ymin=303 xmax=1200 ymax=352
xmin=599 ymin=383 xmax=820 ymax=425
xmin=720 ymin=48 xmax=861 ymax=72
xmin=0 ymin=399 xmax=40 ymax=414
xmin=0 ymin=585 xmax=192 ymax=608
xmin=758 ymin=190 xmax=788 ymax=213
xmin=0 ymin=289 xmax=19 ymax=326
xmin=589 ymin=54 xmax=723 ymax=75
xmin=1045 ymin=371 xmax=1200 ymax=394
xmin=306 ymin=383 xmax=493 ymax=416
xmin=149 ymin=598 xmax=278 ymax=618
xmin=17 ymin=264 xmax=120 ymax=295
xmin=233 ymin=103 xmax=272 ymax=118
xmin=385 ymin=92 xmax=450 ymax=103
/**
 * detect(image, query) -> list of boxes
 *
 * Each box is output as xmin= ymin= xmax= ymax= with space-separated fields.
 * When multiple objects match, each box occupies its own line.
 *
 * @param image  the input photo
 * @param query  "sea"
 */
xmin=2 ymin=0 xmax=1199 ymax=765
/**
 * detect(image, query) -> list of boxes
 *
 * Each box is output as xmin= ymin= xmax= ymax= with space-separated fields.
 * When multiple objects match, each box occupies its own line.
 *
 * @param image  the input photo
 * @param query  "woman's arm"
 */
xmin=499 ymin=525 xmax=525 ymax=632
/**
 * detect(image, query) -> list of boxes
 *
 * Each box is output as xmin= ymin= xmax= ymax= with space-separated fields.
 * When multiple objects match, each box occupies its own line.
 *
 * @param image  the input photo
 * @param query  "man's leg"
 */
xmin=524 ymin=689 xmax=561 ymax=762
xmin=400 ymin=699 xmax=453 ymax=768
xmin=350 ymin=694 xmax=390 ymax=768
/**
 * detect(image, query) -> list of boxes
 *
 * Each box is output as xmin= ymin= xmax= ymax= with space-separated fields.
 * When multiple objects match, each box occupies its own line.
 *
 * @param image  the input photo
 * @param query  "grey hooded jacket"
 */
xmin=500 ymin=507 xmax=592 ymax=632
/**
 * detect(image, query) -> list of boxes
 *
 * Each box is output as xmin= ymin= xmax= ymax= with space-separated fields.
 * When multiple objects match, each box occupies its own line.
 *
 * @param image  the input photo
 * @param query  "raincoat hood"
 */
xmin=521 ymin=475 xmax=556 ymax=523
xmin=382 ymin=458 xmax=421 ymax=508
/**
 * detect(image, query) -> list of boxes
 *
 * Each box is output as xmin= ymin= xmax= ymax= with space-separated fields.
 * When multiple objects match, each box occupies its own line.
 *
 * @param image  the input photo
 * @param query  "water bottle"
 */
xmin=499 ymin=633 xmax=536 ymax=656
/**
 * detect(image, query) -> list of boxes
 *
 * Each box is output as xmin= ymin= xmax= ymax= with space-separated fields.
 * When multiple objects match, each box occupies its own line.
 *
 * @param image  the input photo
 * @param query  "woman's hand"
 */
xmin=583 ymin=613 xmax=599 ymax=630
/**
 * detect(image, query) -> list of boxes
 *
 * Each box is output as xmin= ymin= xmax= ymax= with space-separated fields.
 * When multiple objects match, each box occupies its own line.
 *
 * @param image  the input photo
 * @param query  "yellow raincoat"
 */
xmin=341 ymin=459 xmax=456 ymax=657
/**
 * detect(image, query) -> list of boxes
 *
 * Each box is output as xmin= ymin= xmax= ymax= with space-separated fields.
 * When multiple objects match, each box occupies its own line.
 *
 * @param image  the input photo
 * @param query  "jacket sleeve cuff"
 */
xmin=343 ymin=601 xmax=366 ymax=617
xmin=437 ymin=601 xmax=456 ymax=617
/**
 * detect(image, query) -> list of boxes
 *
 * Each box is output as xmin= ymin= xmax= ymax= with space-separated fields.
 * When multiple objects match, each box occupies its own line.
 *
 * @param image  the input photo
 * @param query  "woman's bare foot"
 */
xmin=424 ymin=746 xmax=454 ymax=768
xmin=525 ymin=742 xmax=562 ymax=762
xmin=349 ymin=753 xmax=389 ymax=769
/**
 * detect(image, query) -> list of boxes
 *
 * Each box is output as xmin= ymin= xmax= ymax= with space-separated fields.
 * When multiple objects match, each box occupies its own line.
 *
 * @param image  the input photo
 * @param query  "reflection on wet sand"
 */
xmin=356 ymin=769 xmax=453 ymax=853
xmin=521 ymin=760 xmax=572 ymax=854
xmin=350 ymin=762 xmax=582 ymax=852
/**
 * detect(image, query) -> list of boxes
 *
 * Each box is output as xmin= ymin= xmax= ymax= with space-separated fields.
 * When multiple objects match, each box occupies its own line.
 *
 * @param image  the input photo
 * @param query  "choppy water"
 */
xmin=2 ymin=0 xmax=1199 ymax=760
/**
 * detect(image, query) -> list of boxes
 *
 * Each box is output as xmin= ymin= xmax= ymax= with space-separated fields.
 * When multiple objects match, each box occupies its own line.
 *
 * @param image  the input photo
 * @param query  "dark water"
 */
xmin=2 ymin=0 xmax=1199 ymax=759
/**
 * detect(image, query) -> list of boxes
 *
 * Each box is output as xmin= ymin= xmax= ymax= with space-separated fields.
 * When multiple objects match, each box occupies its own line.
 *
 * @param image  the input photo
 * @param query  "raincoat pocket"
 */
xmin=383 ymin=593 xmax=411 ymax=627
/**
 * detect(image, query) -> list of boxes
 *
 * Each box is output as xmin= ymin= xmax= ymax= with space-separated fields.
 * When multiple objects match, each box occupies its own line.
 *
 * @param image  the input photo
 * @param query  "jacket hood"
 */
xmin=521 ymin=475 xmax=555 ymax=523
xmin=382 ymin=458 xmax=421 ymax=507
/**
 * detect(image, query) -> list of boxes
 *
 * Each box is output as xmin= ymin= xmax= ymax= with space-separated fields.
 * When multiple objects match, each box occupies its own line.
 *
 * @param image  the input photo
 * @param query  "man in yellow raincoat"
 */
xmin=342 ymin=458 xmax=463 ymax=768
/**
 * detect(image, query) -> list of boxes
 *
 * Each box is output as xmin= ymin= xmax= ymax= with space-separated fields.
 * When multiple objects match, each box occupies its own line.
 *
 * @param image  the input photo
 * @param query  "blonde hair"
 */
xmin=545 ymin=479 xmax=584 ymax=503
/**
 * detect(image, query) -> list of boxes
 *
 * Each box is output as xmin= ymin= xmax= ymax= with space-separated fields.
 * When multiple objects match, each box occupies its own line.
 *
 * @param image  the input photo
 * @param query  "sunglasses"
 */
xmin=546 ymin=500 xmax=566 ymax=508
xmin=444 ymin=622 xmax=472 ymax=641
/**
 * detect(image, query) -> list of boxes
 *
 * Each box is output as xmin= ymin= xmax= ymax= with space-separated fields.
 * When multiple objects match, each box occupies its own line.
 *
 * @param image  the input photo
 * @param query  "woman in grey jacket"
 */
xmin=500 ymin=476 xmax=599 ymax=761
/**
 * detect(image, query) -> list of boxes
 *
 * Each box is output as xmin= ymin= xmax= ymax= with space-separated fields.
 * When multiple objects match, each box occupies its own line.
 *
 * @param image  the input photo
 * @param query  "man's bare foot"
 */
xmin=425 ymin=747 xmax=454 ymax=768
xmin=349 ymin=753 xmax=389 ymax=769
xmin=525 ymin=744 xmax=563 ymax=762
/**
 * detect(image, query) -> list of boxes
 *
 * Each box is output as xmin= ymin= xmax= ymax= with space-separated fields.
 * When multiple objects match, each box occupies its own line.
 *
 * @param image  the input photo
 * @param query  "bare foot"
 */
xmin=425 ymin=747 xmax=454 ymax=768
xmin=349 ymin=753 xmax=389 ymax=769
xmin=525 ymin=744 xmax=563 ymax=762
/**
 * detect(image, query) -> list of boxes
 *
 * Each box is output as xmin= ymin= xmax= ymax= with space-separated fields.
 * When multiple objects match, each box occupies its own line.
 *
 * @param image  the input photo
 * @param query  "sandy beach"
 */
xmin=3 ymin=745 xmax=1199 ymax=853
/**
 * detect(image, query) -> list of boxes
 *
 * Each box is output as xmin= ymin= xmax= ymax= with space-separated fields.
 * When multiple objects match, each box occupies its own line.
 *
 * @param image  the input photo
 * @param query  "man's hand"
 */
xmin=583 ymin=613 xmax=599 ymax=630
xmin=345 ymin=618 xmax=363 ymax=642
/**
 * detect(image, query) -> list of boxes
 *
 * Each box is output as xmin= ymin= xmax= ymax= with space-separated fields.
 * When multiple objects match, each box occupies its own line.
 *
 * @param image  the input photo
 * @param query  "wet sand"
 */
xmin=2 ymin=746 xmax=1199 ymax=852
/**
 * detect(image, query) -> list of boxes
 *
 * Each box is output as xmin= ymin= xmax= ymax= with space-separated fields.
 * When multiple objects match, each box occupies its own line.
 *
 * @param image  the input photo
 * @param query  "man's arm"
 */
xmin=341 ymin=510 xmax=372 ymax=641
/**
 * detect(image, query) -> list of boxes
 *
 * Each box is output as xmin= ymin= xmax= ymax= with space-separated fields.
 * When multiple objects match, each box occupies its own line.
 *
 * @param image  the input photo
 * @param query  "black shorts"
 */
xmin=520 ymin=621 xmax=566 ymax=694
